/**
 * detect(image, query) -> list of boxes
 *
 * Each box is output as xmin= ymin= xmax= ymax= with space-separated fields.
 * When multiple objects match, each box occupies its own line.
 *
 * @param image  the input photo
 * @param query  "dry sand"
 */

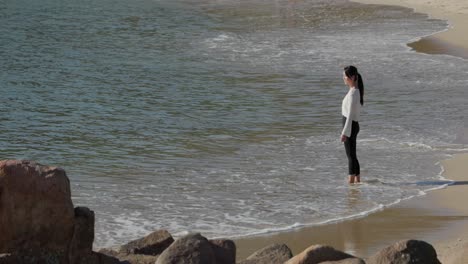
xmin=235 ymin=1 xmax=468 ymax=262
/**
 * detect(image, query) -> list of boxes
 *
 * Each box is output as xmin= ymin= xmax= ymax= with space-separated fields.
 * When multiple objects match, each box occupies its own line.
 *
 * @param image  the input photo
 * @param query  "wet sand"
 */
xmin=235 ymin=154 xmax=468 ymax=262
xmin=353 ymin=0 xmax=468 ymax=59
xmin=234 ymin=1 xmax=468 ymax=262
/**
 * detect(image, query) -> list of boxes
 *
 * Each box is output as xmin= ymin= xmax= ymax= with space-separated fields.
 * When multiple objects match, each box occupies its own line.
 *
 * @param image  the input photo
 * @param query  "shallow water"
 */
xmin=1 ymin=0 xmax=467 ymax=247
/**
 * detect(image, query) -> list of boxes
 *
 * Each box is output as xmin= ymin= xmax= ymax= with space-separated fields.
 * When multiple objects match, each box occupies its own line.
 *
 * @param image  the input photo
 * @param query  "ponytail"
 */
xmin=357 ymin=73 xmax=364 ymax=106
xmin=344 ymin=65 xmax=364 ymax=106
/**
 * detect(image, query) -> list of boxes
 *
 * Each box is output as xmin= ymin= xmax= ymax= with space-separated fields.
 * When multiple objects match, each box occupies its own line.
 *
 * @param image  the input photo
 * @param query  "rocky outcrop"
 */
xmin=367 ymin=239 xmax=441 ymax=264
xmin=0 ymin=160 xmax=120 ymax=264
xmin=0 ymin=160 xmax=447 ymax=264
xmin=0 ymin=160 xmax=75 ymax=254
xmin=239 ymin=243 xmax=293 ymax=264
xmin=285 ymin=245 xmax=362 ymax=264
xmin=119 ymin=230 xmax=174 ymax=256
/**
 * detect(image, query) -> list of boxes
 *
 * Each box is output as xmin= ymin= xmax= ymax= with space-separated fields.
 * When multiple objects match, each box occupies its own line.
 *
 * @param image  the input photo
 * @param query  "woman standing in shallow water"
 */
xmin=341 ymin=65 xmax=364 ymax=184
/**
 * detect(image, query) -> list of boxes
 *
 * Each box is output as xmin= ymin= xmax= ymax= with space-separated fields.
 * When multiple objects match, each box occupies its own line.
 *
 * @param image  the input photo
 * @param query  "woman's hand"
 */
xmin=341 ymin=135 xmax=347 ymax=142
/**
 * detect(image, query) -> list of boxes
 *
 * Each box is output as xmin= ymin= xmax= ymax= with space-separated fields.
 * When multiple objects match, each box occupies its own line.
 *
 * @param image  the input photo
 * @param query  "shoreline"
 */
xmin=235 ymin=1 xmax=468 ymax=262
xmin=235 ymin=155 xmax=468 ymax=261
xmin=235 ymin=185 xmax=468 ymax=263
xmin=353 ymin=0 xmax=468 ymax=59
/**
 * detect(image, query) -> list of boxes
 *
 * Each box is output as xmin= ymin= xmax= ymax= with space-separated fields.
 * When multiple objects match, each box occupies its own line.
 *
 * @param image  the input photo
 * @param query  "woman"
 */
xmin=341 ymin=65 xmax=364 ymax=184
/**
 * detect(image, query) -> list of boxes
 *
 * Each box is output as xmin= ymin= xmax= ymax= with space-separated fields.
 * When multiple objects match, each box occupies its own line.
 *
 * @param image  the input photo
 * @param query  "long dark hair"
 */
xmin=344 ymin=65 xmax=364 ymax=106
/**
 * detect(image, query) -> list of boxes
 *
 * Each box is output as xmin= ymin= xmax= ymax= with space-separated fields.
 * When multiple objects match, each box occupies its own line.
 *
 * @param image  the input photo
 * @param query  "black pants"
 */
xmin=342 ymin=116 xmax=360 ymax=175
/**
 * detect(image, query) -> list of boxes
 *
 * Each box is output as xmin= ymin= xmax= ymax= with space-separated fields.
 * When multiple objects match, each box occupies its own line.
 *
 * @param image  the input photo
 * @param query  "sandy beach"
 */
xmin=354 ymin=0 xmax=468 ymax=58
xmin=235 ymin=0 xmax=468 ymax=262
xmin=235 ymin=154 xmax=468 ymax=262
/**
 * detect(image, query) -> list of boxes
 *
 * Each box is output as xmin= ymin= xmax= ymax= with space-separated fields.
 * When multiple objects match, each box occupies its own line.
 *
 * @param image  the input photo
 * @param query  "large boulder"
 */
xmin=0 ymin=160 xmax=75 ymax=254
xmin=285 ymin=245 xmax=358 ymax=264
xmin=209 ymin=239 xmax=236 ymax=264
xmin=367 ymin=239 xmax=441 ymax=264
xmin=239 ymin=243 xmax=293 ymax=264
xmin=155 ymin=233 xmax=216 ymax=264
xmin=119 ymin=230 xmax=174 ymax=256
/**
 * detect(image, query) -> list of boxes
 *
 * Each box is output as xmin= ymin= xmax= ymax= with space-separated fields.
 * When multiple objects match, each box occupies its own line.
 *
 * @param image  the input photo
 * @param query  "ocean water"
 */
xmin=1 ymin=0 xmax=468 ymax=247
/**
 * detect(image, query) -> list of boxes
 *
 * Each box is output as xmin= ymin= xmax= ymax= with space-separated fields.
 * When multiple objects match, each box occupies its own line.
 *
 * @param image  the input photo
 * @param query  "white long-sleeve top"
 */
xmin=341 ymin=88 xmax=361 ymax=137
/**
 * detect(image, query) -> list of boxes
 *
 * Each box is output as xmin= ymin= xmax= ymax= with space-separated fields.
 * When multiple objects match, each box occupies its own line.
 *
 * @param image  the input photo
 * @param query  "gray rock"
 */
xmin=116 ymin=253 xmax=159 ymax=264
xmin=119 ymin=230 xmax=174 ymax=256
xmin=367 ymin=239 xmax=441 ymax=264
xmin=239 ymin=243 xmax=292 ymax=264
xmin=98 ymin=248 xmax=120 ymax=258
xmin=155 ymin=233 xmax=216 ymax=264
xmin=285 ymin=245 xmax=356 ymax=264
xmin=98 ymin=248 xmax=160 ymax=264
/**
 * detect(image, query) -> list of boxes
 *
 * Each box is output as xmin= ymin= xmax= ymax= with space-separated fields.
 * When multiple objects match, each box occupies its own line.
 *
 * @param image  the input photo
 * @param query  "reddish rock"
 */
xmin=0 ymin=160 xmax=74 ymax=253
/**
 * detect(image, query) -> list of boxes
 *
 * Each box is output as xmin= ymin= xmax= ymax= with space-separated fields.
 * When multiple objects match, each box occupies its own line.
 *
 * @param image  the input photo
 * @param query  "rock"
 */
xmin=367 ymin=239 xmax=441 ymax=264
xmin=0 ymin=250 xmax=121 ymax=264
xmin=320 ymin=258 xmax=365 ymax=264
xmin=155 ymin=233 xmax=216 ymax=264
xmin=119 ymin=230 xmax=174 ymax=256
xmin=285 ymin=245 xmax=357 ymax=264
xmin=92 ymin=252 xmax=123 ymax=264
xmin=0 ymin=160 xmax=74 ymax=254
xmin=100 ymin=248 xmax=160 ymax=264
xmin=0 ymin=250 xmax=67 ymax=264
xmin=209 ymin=239 xmax=236 ymax=264
xmin=70 ymin=207 xmax=95 ymax=263
xmin=98 ymin=248 xmax=120 ymax=258
xmin=239 ymin=243 xmax=293 ymax=264
xmin=76 ymin=252 xmax=122 ymax=264
xmin=116 ymin=253 xmax=159 ymax=264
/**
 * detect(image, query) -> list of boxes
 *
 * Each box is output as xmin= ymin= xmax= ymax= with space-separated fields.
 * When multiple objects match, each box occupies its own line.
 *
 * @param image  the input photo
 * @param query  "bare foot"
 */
xmin=355 ymin=175 xmax=361 ymax=183
xmin=348 ymin=175 xmax=356 ymax=184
